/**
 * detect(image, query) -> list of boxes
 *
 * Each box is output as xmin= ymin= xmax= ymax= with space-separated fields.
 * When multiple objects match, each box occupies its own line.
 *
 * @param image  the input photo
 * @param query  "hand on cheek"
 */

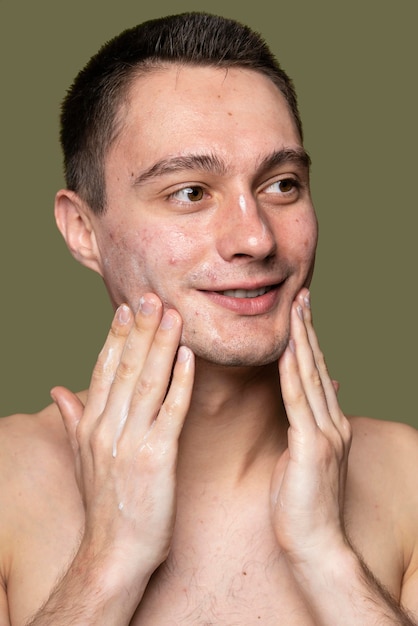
xmin=271 ymin=289 xmax=352 ymax=566
xmin=51 ymin=293 xmax=195 ymax=588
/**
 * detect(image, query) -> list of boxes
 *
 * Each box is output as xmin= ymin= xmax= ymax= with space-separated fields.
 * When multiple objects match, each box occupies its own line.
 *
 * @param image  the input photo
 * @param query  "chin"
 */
xmin=186 ymin=331 xmax=290 ymax=368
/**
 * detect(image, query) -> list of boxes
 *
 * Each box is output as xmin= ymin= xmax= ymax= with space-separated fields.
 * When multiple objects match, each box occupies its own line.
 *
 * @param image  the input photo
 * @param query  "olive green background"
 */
xmin=1 ymin=1 xmax=417 ymax=427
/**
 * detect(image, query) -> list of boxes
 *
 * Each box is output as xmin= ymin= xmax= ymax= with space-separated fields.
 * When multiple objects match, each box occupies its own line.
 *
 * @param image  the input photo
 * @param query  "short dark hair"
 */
xmin=60 ymin=12 xmax=303 ymax=214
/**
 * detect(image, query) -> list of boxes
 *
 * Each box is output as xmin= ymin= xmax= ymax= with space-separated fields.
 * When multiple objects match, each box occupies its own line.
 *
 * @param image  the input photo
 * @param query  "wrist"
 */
xmin=287 ymin=535 xmax=356 ymax=590
xmin=286 ymin=540 xmax=410 ymax=625
xmin=68 ymin=538 xmax=156 ymax=612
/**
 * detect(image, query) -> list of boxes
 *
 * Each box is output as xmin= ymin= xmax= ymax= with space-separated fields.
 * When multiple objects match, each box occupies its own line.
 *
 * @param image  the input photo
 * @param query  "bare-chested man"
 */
xmin=0 ymin=12 xmax=417 ymax=625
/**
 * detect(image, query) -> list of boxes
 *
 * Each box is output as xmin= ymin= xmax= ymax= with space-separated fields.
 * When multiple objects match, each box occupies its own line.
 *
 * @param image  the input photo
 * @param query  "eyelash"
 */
xmin=168 ymin=177 xmax=301 ymax=205
xmin=170 ymin=186 xmax=207 ymax=203
xmin=263 ymin=177 xmax=301 ymax=195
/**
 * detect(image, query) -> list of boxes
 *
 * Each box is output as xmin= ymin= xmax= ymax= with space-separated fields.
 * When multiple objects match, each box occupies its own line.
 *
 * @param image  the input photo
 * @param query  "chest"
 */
xmin=129 ymin=503 xmax=401 ymax=625
xmin=131 ymin=527 xmax=316 ymax=625
xmin=6 ymin=483 xmax=403 ymax=626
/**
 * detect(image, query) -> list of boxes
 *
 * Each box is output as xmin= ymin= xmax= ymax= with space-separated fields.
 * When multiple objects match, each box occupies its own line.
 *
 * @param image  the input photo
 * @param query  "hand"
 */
xmin=271 ymin=289 xmax=352 ymax=567
xmin=51 ymin=294 xmax=194 ymax=587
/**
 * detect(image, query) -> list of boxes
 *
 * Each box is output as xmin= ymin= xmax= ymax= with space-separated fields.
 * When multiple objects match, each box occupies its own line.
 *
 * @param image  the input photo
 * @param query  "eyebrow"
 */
xmin=258 ymin=147 xmax=311 ymax=173
xmin=132 ymin=147 xmax=311 ymax=187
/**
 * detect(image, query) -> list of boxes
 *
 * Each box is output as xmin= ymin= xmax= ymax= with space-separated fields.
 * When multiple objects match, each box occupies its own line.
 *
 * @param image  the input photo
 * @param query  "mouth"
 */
xmin=201 ymin=282 xmax=282 ymax=315
xmin=219 ymin=285 xmax=273 ymax=299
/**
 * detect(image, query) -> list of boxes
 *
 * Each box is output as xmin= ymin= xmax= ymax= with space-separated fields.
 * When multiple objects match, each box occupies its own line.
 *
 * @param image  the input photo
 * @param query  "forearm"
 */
xmin=26 ymin=542 xmax=152 ymax=626
xmin=291 ymin=544 xmax=416 ymax=626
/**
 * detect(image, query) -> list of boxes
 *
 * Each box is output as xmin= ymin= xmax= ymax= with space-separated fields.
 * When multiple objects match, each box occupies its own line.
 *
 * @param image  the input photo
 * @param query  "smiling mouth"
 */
xmin=219 ymin=285 xmax=274 ymax=299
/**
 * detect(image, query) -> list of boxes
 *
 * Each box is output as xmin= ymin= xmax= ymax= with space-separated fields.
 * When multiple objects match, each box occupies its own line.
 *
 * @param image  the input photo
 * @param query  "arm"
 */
xmin=272 ymin=289 xmax=417 ymax=625
xmin=27 ymin=294 xmax=194 ymax=625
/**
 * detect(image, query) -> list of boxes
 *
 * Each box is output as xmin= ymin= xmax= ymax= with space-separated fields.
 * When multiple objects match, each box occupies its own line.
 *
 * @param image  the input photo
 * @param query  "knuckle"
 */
xmin=89 ymin=423 xmax=109 ymax=454
xmin=93 ymin=351 xmax=112 ymax=381
xmin=133 ymin=376 xmax=156 ymax=399
xmin=311 ymin=370 xmax=323 ymax=389
xmin=161 ymin=397 xmax=181 ymax=420
xmin=135 ymin=439 xmax=170 ymax=468
xmin=315 ymin=349 xmax=328 ymax=372
xmin=114 ymin=359 xmax=136 ymax=381
xmin=314 ymin=430 xmax=344 ymax=465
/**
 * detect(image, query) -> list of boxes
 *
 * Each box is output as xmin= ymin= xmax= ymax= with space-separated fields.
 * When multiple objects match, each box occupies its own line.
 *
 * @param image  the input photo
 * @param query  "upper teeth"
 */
xmin=221 ymin=286 xmax=271 ymax=298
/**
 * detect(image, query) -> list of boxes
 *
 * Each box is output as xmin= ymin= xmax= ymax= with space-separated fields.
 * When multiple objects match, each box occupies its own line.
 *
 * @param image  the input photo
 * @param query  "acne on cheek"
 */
xmin=112 ymin=225 xmax=196 ymax=283
xmin=281 ymin=217 xmax=317 ymax=263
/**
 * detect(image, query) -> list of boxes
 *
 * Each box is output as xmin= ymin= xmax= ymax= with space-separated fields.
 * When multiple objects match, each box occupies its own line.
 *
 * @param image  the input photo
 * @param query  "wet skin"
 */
xmin=60 ymin=65 xmax=318 ymax=368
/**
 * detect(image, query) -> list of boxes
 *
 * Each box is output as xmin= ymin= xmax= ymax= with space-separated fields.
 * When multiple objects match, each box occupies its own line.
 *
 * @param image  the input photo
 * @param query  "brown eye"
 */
xmin=186 ymin=186 xmax=204 ymax=201
xmin=278 ymin=179 xmax=295 ymax=193
xmin=173 ymin=186 xmax=205 ymax=202
xmin=264 ymin=178 xmax=299 ymax=196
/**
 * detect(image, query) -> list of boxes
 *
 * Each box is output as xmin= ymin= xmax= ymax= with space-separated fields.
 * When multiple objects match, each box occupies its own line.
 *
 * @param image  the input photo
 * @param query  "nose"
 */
xmin=216 ymin=193 xmax=276 ymax=262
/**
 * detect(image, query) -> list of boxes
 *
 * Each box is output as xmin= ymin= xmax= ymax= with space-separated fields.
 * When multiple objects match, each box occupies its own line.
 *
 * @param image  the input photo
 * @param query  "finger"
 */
xmin=287 ymin=301 xmax=335 ymax=434
xmin=104 ymin=306 xmax=183 ymax=452
xmin=296 ymin=290 xmax=345 ymax=428
xmin=98 ymin=294 xmax=164 ymax=422
xmin=148 ymin=345 xmax=194 ymax=443
xmin=84 ymin=303 xmax=134 ymax=419
xmin=127 ymin=309 xmax=183 ymax=416
xmin=278 ymin=339 xmax=317 ymax=436
xmin=50 ymin=386 xmax=85 ymax=455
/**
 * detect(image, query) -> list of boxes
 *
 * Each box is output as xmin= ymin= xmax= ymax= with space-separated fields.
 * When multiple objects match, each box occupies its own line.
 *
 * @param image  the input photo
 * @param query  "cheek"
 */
xmin=164 ymin=228 xmax=199 ymax=265
xmin=282 ymin=213 xmax=318 ymax=261
xmin=98 ymin=223 xmax=199 ymax=305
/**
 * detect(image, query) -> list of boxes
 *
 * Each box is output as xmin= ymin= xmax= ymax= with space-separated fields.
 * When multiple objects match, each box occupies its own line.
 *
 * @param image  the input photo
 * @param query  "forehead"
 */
xmin=109 ymin=64 xmax=302 ymax=174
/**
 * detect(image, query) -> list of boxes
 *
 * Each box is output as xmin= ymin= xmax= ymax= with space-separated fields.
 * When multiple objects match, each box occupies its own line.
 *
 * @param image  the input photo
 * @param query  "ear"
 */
xmin=54 ymin=189 xmax=104 ymax=276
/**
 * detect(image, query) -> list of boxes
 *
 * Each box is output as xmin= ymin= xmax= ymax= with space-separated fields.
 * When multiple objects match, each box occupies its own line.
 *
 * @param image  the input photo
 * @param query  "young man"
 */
xmin=0 ymin=12 xmax=417 ymax=625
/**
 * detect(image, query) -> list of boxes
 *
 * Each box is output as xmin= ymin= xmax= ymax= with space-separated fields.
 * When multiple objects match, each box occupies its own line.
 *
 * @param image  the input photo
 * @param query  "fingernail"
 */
xmin=177 ymin=346 xmax=191 ymax=362
xmin=304 ymin=291 xmax=311 ymax=308
xmin=116 ymin=304 xmax=131 ymax=324
xmin=160 ymin=311 xmax=175 ymax=330
xmin=139 ymin=296 xmax=155 ymax=316
xmin=296 ymin=305 xmax=304 ymax=320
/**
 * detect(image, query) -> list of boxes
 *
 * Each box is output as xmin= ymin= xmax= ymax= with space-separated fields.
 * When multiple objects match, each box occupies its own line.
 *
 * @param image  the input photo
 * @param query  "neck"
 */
xmin=177 ymin=359 xmax=288 ymax=491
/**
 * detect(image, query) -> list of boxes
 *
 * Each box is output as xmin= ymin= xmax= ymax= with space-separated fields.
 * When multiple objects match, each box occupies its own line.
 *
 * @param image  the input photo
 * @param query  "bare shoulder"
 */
xmin=0 ymin=402 xmax=77 ymax=528
xmin=0 ymin=401 xmax=71 ymax=474
xmin=348 ymin=416 xmax=418 ymax=501
xmin=349 ymin=415 xmax=418 ymax=474
xmin=0 ymin=400 xmax=85 ymax=618
xmin=347 ymin=416 xmax=418 ymax=577
xmin=0 ymin=390 xmax=88 ymax=467
xmin=0 ymin=399 xmax=83 ymax=583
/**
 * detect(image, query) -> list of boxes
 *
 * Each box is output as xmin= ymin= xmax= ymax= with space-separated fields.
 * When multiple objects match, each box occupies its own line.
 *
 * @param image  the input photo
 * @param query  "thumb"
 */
xmin=50 ymin=386 xmax=84 ymax=455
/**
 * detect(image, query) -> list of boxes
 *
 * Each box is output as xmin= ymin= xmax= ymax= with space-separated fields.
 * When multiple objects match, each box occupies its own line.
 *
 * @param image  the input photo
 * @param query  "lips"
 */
xmin=220 ymin=286 xmax=272 ymax=299
xmin=201 ymin=283 xmax=282 ymax=315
